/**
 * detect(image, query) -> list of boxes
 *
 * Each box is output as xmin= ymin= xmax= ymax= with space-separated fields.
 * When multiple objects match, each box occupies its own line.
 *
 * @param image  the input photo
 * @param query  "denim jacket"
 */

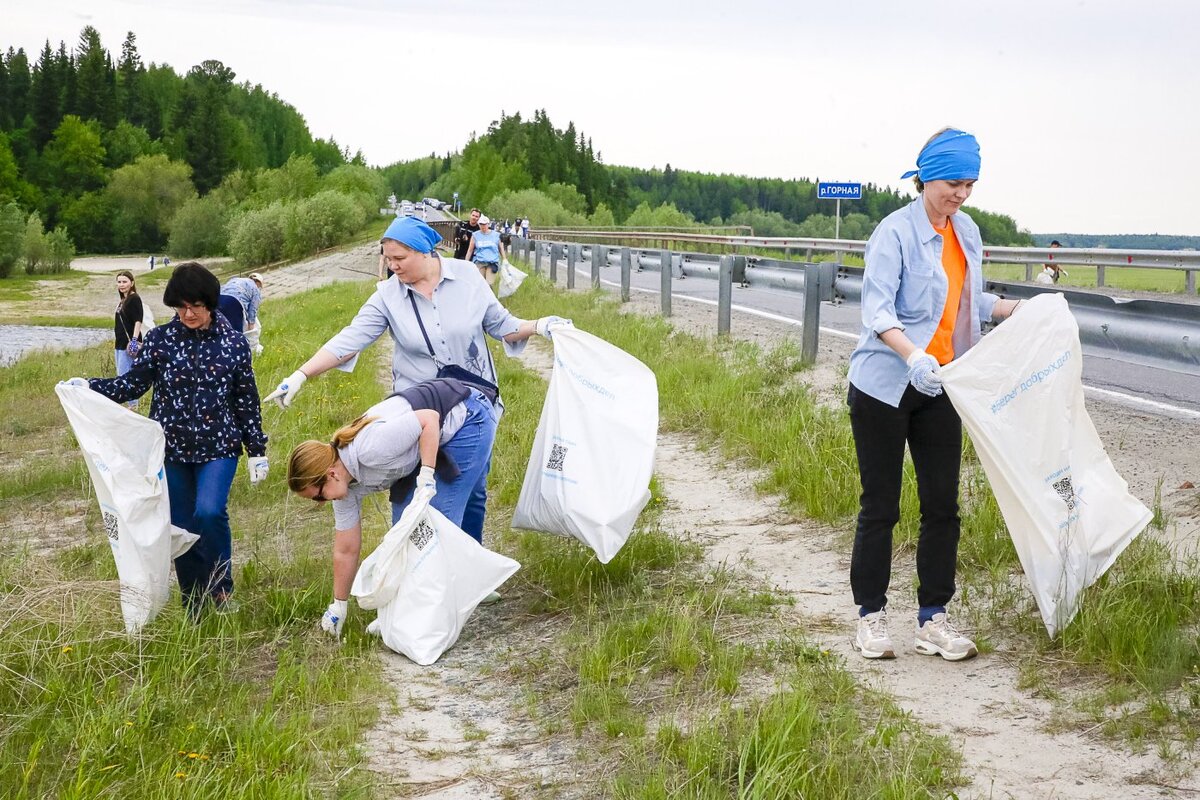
xmin=847 ymin=198 xmax=998 ymax=407
xmin=89 ymin=313 xmax=268 ymax=463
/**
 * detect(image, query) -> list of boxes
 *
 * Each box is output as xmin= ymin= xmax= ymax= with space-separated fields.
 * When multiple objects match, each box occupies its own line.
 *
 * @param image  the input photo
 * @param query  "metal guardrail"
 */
xmin=507 ymin=236 xmax=1200 ymax=378
xmin=532 ymin=229 xmax=1200 ymax=294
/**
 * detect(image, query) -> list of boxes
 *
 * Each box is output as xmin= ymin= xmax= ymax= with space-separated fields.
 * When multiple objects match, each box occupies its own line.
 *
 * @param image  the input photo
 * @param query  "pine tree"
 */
xmin=74 ymin=26 xmax=114 ymax=128
xmin=31 ymin=41 xmax=62 ymax=149
xmin=5 ymin=48 xmax=32 ymax=128
xmin=117 ymin=32 xmax=143 ymax=123
xmin=177 ymin=59 xmax=236 ymax=193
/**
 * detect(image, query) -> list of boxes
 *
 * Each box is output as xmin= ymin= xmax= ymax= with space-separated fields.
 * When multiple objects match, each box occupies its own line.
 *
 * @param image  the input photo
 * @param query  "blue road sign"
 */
xmin=818 ymin=182 xmax=862 ymax=200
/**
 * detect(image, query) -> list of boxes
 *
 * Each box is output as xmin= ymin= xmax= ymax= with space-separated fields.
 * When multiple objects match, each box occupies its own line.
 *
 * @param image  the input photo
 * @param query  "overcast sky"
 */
xmin=7 ymin=0 xmax=1197 ymax=235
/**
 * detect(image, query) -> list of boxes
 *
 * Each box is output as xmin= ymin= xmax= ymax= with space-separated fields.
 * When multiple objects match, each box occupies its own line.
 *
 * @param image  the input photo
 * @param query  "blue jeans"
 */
xmin=114 ymin=349 xmax=138 ymax=408
xmin=166 ymin=457 xmax=239 ymax=611
xmin=392 ymin=391 xmax=498 ymax=544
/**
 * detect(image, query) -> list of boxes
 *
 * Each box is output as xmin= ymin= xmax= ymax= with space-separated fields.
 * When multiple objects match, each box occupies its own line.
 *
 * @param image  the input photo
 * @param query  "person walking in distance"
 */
xmin=454 ymin=208 xmax=481 ymax=260
xmin=847 ymin=127 xmax=1024 ymax=662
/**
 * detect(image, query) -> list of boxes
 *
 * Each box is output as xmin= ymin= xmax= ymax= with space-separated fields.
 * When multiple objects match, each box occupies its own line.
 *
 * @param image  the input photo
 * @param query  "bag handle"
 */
xmin=407 ymin=290 xmax=498 ymax=384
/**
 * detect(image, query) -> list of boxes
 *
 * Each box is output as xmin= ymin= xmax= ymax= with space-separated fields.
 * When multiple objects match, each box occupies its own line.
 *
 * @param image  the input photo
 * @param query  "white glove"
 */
xmin=416 ymin=465 xmax=437 ymax=495
xmin=905 ymin=350 xmax=943 ymax=397
xmin=263 ymin=369 xmax=307 ymax=409
xmin=535 ymin=316 xmax=574 ymax=339
xmin=247 ymin=456 xmax=269 ymax=486
xmin=60 ymin=377 xmax=89 ymax=388
xmin=254 ymin=344 xmax=264 ymax=356
xmin=320 ymin=599 xmax=348 ymax=639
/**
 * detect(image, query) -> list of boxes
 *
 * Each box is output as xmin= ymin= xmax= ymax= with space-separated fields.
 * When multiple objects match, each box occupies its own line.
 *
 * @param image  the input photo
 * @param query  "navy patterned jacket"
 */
xmin=89 ymin=313 xmax=268 ymax=463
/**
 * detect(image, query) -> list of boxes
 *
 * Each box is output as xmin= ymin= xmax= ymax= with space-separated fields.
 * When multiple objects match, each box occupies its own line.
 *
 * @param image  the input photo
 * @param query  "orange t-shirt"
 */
xmin=926 ymin=220 xmax=966 ymax=365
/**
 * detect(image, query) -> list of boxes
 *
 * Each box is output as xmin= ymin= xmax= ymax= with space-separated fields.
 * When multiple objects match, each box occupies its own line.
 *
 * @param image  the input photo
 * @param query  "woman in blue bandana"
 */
xmin=846 ymin=128 xmax=1023 ymax=663
xmin=263 ymin=216 xmax=569 ymax=633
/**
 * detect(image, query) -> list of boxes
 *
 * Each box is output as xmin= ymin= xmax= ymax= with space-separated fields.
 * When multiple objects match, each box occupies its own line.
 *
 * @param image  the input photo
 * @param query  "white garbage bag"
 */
xmin=55 ymin=384 xmax=197 ymax=633
xmin=512 ymin=327 xmax=658 ymax=563
xmin=940 ymin=293 xmax=1151 ymax=637
xmin=351 ymin=499 xmax=519 ymax=665
xmin=498 ymin=259 xmax=526 ymax=298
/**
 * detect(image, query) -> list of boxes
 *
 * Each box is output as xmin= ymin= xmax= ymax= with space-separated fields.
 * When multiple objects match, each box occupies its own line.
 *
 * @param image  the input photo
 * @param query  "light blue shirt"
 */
xmin=322 ymin=256 xmax=525 ymax=393
xmin=221 ymin=277 xmax=262 ymax=325
xmin=847 ymin=198 xmax=999 ymax=407
xmin=470 ymin=230 xmax=502 ymax=264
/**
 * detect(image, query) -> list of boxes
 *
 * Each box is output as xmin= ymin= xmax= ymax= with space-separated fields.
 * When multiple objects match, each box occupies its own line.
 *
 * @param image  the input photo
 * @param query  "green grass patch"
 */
xmin=983 ymin=263 xmax=1189 ymax=294
xmin=0 ymin=269 xmax=91 ymax=301
xmin=0 ymin=279 xmax=399 ymax=798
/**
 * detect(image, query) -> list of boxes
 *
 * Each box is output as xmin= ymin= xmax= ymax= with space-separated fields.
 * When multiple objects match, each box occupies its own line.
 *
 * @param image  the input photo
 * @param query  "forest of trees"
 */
xmin=0 ymin=26 xmax=374 ymax=269
xmin=1035 ymin=233 xmax=1200 ymax=250
xmin=381 ymin=111 xmax=1035 ymax=247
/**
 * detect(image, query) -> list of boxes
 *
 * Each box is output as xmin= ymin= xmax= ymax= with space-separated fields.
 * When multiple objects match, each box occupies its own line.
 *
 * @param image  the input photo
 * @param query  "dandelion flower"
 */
xmin=188 ymin=753 xmax=199 ymax=759
xmin=125 ymin=721 xmax=134 ymax=727
xmin=175 ymin=772 xmax=187 ymax=779
xmin=61 ymin=646 xmax=73 ymax=654
xmin=199 ymin=755 xmax=210 ymax=761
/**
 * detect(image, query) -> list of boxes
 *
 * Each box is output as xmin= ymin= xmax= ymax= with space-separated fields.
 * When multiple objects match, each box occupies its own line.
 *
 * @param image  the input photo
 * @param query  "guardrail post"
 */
xmin=567 ymin=244 xmax=577 ymax=289
xmin=620 ymin=248 xmax=631 ymax=302
xmin=1096 ymin=265 xmax=1106 ymax=287
xmin=733 ymin=254 xmax=747 ymax=286
xmin=718 ymin=255 xmax=733 ymax=335
xmin=591 ymin=245 xmax=603 ymax=288
xmin=1024 ymin=263 xmax=1033 ymax=281
xmin=660 ymin=248 xmax=672 ymax=317
xmin=549 ymin=243 xmax=559 ymax=283
xmin=1188 ymin=270 xmax=1196 ymax=295
xmin=802 ymin=262 xmax=820 ymax=364
xmin=534 ymin=241 xmax=543 ymax=275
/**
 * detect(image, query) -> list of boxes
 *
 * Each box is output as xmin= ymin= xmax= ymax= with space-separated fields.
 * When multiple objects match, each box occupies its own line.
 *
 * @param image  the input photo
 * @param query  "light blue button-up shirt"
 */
xmin=322 ymin=256 xmax=525 ymax=393
xmin=221 ymin=277 xmax=262 ymax=325
xmin=847 ymin=198 xmax=998 ymax=407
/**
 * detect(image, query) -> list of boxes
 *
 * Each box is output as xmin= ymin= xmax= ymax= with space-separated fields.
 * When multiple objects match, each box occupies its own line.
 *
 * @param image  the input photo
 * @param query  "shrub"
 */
xmin=283 ymin=190 xmax=361 ymax=259
xmin=22 ymin=213 xmax=48 ymax=274
xmin=44 ymin=226 xmax=75 ymax=273
xmin=227 ymin=202 xmax=287 ymax=266
xmin=168 ymin=195 xmax=231 ymax=258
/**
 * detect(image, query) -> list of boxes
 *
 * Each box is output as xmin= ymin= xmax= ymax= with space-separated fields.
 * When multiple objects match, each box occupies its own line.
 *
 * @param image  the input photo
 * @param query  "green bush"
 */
xmin=22 ymin=213 xmax=48 ymax=275
xmin=282 ymin=190 xmax=362 ymax=259
xmin=168 ymin=195 xmax=231 ymax=258
xmin=44 ymin=226 xmax=75 ymax=273
xmin=227 ymin=202 xmax=287 ymax=266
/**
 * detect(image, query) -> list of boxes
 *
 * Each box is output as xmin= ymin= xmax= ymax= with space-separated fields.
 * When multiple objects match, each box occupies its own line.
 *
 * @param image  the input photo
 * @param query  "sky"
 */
xmin=6 ymin=0 xmax=1198 ymax=235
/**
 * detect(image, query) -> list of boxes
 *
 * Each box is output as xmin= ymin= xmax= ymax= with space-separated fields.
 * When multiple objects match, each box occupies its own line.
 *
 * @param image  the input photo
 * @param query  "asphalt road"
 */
xmin=561 ymin=255 xmax=1200 ymax=421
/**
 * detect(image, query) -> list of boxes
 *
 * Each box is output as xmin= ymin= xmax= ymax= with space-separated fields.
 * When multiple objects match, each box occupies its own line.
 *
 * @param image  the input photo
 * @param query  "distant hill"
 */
xmin=1034 ymin=233 xmax=1200 ymax=251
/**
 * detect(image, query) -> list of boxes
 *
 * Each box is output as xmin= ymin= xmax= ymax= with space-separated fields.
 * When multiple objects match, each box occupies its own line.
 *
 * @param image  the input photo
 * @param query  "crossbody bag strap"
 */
xmin=407 ymin=291 xmax=440 ymax=363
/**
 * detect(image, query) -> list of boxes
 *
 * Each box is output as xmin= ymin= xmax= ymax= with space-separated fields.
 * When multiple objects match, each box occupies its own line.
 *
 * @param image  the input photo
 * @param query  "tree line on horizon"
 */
xmin=381 ymin=111 xmax=1035 ymax=247
xmin=0 ymin=26 xmax=371 ymax=272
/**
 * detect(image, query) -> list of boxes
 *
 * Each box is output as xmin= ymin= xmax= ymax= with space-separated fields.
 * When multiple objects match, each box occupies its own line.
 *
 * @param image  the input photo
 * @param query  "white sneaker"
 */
xmin=854 ymin=610 xmax=896 ymax=659
xmin=480 ymin=591 xmax=502 ymax=605
xmin=915 ymin=613 xmax=978 ymax=661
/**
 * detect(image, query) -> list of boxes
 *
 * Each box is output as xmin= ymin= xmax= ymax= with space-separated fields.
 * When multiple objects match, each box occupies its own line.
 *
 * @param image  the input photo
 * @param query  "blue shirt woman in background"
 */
xmin=846 ymin=128 xmax=1022 ymax=663
xmin=465 ymin=215 xmax=506 ymax=286
xmin=78 ymin=262 xmax=269 ymax=616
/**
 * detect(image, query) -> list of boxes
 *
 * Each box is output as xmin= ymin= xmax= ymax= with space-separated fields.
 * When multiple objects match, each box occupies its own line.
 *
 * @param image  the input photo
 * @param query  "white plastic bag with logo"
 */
xmin=512 ymin=327 xmax=658 ymax=563
xmin=351 ymin=498 xmax=519 ymax=665
xmin=940 ymin=293 xmax=1150 ymax=637
xmin=498 ymin=259 xmax=526 ymax=298
xmin=55 ymin=384 xmax=197 ymax=634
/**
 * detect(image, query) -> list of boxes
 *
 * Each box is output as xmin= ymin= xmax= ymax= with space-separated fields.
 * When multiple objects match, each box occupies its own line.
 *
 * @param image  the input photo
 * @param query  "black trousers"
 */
xmin=848 ymin=382 xmax=962 ymax=614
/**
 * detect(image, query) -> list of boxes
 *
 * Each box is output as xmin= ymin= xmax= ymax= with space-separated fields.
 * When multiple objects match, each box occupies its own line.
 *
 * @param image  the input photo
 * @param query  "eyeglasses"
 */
xmin=175 ymin=302 xmax=207 ymax=316
xmin=312 ymin=480 xmax=329 ymax=503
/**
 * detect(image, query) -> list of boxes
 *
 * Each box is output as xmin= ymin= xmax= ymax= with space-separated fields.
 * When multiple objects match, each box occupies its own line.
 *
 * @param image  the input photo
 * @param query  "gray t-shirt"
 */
xmin=331 ymin=395 xmax=466 ymax=530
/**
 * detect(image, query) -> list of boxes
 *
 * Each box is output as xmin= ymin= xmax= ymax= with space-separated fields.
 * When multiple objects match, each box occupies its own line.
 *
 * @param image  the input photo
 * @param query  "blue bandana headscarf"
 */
xmin=900 ymin=129 xmax=981 ymax=183
xmin=382 ymin=216 xmax=443 ymax=253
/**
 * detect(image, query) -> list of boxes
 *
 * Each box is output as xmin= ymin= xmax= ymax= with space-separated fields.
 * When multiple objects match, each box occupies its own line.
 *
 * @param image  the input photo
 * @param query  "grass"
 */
xmin=0 ymin=280 xmax=399 ymax=798
xmin=983 ymin=263 xmax=1191 ymax=294
xmin=0 ymin=269 xmax=91 ymax=302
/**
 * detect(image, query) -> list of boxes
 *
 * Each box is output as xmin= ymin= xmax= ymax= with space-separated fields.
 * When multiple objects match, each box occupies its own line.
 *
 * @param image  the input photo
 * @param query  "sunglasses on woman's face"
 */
xmin=312 ymin=480 xmax=329 ymax=502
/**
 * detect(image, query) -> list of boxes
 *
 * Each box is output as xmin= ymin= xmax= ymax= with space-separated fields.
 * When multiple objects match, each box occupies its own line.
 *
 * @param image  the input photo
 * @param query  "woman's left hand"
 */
xmin=535 ymin=316 xmax=574 ymax=339
xmin=247 ymin=456 xmax=269 ymax=485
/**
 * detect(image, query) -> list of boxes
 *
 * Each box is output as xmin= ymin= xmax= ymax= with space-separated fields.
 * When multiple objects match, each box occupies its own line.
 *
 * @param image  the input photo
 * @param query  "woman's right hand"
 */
xmin=905 ymin=351 xmax=943 ymax=397
xmin=263 ymin=369 xmax=307 ymax=409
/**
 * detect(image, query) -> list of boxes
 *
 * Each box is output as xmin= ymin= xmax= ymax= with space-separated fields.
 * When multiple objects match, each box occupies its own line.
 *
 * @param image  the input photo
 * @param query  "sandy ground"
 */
xmin=14 ymin=246 xmax=1197 ymax=797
